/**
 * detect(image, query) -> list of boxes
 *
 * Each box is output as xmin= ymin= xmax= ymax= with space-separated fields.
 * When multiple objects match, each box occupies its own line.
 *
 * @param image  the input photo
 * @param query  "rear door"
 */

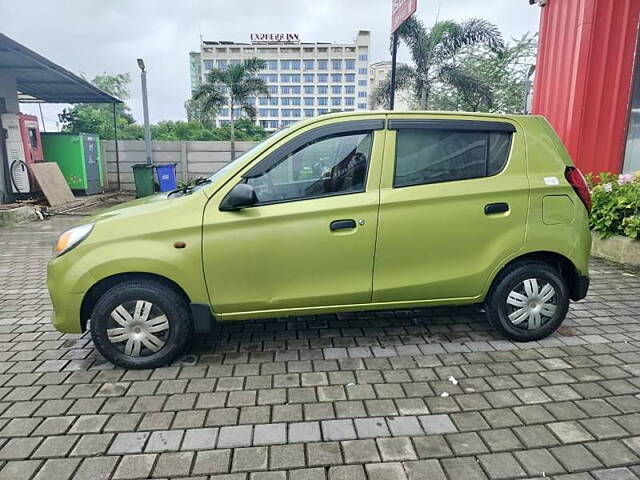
xmin=373 ymin=115 xmax=529 ymax=304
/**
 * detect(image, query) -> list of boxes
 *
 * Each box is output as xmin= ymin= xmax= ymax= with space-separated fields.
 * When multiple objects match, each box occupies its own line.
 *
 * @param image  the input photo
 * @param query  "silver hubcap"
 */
xmin=506 ymin=278 xmax=557 ymax=330
xmin=107 ymin=301 xmax=169 ymax=357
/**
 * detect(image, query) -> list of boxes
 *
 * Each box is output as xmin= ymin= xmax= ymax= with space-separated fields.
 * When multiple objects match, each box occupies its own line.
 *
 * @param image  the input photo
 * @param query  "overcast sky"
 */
xmin=1 ymin=0 xmax=540 ymax=130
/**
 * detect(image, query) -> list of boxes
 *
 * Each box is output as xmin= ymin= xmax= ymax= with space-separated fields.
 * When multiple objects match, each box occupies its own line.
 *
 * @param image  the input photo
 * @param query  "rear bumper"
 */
xmin=571 ymin=275 xmax=590 ymax=301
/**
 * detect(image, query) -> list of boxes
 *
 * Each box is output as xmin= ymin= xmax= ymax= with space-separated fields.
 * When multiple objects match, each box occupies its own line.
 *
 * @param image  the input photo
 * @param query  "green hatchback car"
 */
xmin=48 ymin=112 xmax=592 ymax=368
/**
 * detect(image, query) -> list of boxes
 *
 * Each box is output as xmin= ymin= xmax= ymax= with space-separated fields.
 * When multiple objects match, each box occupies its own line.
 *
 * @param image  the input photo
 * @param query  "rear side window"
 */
xmin=394 ymin=128 xmax=512 ymax=188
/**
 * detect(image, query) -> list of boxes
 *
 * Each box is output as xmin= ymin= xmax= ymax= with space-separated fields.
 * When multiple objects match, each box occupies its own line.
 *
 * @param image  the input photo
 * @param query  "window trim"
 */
xmin=243 ymin=120 xmax=384 ymax=178
xmin=238 ymin=123 xmax=382 ymax=207
xmin=391 ymin=125 xmax=514 ymax=189
xmin=388 ymin=119 xmax=516 ymax=133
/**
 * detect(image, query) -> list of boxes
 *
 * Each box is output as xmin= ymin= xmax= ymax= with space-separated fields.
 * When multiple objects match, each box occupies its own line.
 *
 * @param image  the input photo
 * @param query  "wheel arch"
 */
xmin=80 ymin=272 xmax=192 ymax=332
xmin=488 ymin=251 xmax=583 ymax=302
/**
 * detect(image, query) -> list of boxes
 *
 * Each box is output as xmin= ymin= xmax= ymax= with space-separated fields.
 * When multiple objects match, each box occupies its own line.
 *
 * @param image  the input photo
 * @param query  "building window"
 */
xmin=260 ymin=120 xmax=269 ymax=128
xmin=357 ymin=103 xmax=367 ymax=109
xmin=271 ymin=109 xmax=279 ymax=117
xmin=345 ymin=86 xmax=355 ymax=94
xmin=317 ymin=74 xmax=328 ymax=83
xmin=358 ymin=68 xmax=367 ymax=75
xmin=358 ymin=80 xmax=367 ymax=86
xmin=265 ymin=60 xmax=278 ymax=70
xmin=318 ymin=97 xmax=328 ymax=106
xmin=304 ymin=74 xmax=314 ymax=83
xmin=358 ymin=91 xmax=367 ymax=98
xmin=304 ymin=85 xmax=314 ymax=94
xmin=291 ymin=109 xmax=301 ymax=117
xmin=270 ymin=97 xmax=279 ymax=106
xmin=259 ymin=108 xmax=269 ymax=117
xmin=345 ymin=59 xmax=356 ymax=70
xmin=291 ymin=74 xmax=300 ymax=83
xmin=203 ymin=60 xmax=214 ymax=70
xmin=220 ymin=108 xmax=230 ymax=116
xmin=304 ymin=97 xmax=314 ymax=106
xmin=318 ymin=60 xmax=328 ymax=70
xmin=291 ymin=97 xmax=301 ymax=106
xmin=304 ymin=109 xmax=314 ymax=117
xmin=270 ymin=121 xmax=279 ymax=129
xmin=304 ymin=60 xmax=314 ymax=71
xmin=317 ymin=85 xmax=328 ymax=94
xmin=332 ymin=60 xmax=342 ymax=70
xmin=281 ymin=109 xmax=291 ymax=117
xmin=266 ymin=74 xmax=278 ymax=82
xmin=318 ymin=108 xmax=328 ymax=114
xmin=281 ymin=97 xmax=291 ymax=106
xmin=331 ymin=73 xmax=342 ymax=82
xmin=358 ymin=54 xmax=368 ymax=61
xmin=281 ymin=86 xmax=291 ymax=94
xmin=331 ymin=85 xmax=342 ymax=94
xmin=291 ymin=86 xmax=301 ymax=94
xmin=259 ymin=97 xmax=268 ymax=106
xmin=331 ymin=97 xmax=342 ymax=106
xmin=345 ymin=74 xmax=356 ymax=82
xmin=345 ymin=97 xmax=355 ymax=106
xmin=268 ymin=86 xmax=278 ymax=95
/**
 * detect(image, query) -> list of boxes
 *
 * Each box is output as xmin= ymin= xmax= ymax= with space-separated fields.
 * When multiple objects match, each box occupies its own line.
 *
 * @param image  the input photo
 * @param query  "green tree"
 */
xmin=370 ymin=17 xmax=504 ymax=110
xmin=150 ymin=118 xmax=268 ymax=142
xmin=184 ymin=96 xmax=216 ymax=129
xmin=193 ymin=58 xmax=270 ymax=159
xmin=429 ymin=33 xmax=538 ymax=113
xmin=58 ymin=73 xmax=143 ymax=140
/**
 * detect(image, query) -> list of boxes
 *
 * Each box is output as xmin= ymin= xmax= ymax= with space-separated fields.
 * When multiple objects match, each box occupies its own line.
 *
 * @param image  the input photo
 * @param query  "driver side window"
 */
xmin=245 ymin=131 xmax=373 ymax=204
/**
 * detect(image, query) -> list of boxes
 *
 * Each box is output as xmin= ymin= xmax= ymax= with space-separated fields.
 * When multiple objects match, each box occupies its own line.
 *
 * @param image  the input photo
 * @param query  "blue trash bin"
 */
xmin=155 ymin=163 xmax=177 ymax=192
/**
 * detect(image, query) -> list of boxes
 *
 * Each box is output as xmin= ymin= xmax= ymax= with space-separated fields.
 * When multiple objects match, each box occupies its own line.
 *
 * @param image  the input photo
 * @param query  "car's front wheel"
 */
xmin=90 ymin=280 xmax=192 ymax=369
xmin=485 ymin=262 xmax=570 ymax=342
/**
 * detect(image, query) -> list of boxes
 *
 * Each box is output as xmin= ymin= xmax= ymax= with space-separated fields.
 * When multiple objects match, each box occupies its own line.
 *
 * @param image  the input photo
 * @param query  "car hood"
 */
xmin=83 ymin=193 xmax=172 ymax=223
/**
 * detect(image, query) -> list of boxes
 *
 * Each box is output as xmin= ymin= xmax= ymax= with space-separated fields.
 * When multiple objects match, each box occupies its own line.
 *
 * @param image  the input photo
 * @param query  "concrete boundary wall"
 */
xmin=102 ymin=140 xmax=259 ymax=191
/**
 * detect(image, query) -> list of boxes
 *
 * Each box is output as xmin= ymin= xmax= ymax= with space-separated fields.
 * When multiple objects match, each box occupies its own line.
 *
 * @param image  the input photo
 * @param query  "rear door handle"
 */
xmin=330 ymin=219 xmax=356 ymax=231
xmin=485 ymin=202 xmax=509 ymax=215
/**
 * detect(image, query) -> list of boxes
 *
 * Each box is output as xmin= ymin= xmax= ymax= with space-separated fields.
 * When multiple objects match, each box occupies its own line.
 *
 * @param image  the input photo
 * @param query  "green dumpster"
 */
xmin=132 ymin=164 xmax=155 ymax=198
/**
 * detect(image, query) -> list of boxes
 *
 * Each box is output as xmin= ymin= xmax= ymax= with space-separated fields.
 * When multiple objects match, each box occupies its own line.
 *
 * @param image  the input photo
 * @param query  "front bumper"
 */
xmin=571 ymin=274 xmax=590 ymax=301
xmin=47 ymin=251 xmax=91 ymax=334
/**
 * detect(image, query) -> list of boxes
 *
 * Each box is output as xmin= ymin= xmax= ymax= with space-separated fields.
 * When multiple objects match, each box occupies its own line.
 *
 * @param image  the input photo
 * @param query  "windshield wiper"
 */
xmin=168 ymin=177 xmax=212 ymax=198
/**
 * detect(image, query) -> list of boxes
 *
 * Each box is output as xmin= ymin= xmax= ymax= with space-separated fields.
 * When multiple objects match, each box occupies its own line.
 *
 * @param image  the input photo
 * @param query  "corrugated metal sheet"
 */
xmin=532 ymin=0 xmax=640 ymax=173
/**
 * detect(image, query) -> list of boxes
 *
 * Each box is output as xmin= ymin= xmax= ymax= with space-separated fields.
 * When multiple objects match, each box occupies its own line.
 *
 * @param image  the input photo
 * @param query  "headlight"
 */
xmin=54 ymin=223 xmax=94 ymax=256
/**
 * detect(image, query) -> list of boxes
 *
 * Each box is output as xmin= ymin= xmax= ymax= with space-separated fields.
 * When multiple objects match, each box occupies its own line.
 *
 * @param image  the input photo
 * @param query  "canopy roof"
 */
xmin=0 ymin=33 xmax=122 ymax=104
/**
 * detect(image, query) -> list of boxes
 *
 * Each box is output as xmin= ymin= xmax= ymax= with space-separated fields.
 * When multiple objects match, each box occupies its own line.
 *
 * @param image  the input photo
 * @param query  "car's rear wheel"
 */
xmin=90 ymin=280 xmax=192 ymax=369
xmin=485 ymin=262 xmax=570 ymax=341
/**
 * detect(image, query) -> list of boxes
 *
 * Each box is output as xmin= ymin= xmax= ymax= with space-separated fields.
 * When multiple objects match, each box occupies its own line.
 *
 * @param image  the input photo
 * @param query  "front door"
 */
xmin=202 ymin=120 xmax=385 ymax=317
xmin=373 ymin=116 xmax=529 ymax=304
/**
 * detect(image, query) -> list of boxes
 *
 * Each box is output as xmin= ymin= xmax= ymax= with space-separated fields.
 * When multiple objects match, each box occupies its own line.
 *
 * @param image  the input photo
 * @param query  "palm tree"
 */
xmin=371 ymin=17 xmax=504 ymax=110
xmin=193 ymin=58 xmax=269 ymax=160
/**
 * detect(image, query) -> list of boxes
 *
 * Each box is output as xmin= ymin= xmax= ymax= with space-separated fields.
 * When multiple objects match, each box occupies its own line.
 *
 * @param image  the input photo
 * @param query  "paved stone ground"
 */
xmin=1 ymin=212 xmax=640 ymax=480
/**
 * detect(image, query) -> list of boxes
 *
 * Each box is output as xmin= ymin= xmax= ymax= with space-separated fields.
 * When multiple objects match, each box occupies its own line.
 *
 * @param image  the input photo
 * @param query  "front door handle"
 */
xmin=485 ymin=202 xmax=510 ymax=215
xmin=330 ymin=219 xmax=356 ymax=231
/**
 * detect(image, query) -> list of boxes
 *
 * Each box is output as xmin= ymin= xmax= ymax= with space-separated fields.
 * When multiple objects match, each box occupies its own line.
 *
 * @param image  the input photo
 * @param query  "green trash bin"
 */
xmin=132 ymin=164 xmax=155 ymax=198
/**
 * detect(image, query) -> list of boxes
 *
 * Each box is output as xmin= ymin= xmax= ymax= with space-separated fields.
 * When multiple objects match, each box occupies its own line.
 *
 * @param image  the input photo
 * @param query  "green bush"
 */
xmin=587 ymin=171 xmax=640 ymax=239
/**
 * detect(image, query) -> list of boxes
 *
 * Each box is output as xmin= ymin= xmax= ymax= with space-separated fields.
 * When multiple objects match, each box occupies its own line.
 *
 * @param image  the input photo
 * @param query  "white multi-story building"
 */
xmin=190 ymin=31 xmax=371 ymax=130
xmin=369 ymin=61 xmax=414 ymax=110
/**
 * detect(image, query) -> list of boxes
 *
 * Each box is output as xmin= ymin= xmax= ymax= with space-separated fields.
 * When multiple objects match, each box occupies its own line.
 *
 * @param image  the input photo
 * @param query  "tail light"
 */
xmin=565 ymin=167 xmax=592 ymax=213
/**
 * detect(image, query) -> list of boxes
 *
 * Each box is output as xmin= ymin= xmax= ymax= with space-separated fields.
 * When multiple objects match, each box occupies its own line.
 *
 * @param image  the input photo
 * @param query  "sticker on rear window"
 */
xmin=544 ymin=176 xmax=560 ymax=186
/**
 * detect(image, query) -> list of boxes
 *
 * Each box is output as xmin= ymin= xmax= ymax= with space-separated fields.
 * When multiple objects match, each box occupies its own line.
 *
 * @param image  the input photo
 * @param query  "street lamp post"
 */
xmin=137 ymin=58 xmax=152 ymax=166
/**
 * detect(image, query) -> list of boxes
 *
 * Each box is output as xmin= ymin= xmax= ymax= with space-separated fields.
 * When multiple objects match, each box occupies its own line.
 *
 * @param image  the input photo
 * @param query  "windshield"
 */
xmin=191 ymin=126 xmax=294 ymax=192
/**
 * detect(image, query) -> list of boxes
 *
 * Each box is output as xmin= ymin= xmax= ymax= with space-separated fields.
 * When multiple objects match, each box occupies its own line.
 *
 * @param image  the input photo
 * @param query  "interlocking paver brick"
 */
xmin=551 ymin=444 xmax=603 ymax=471
xmin=514 ymin=448 xmax=565 ymax=476
xmin=440 ymin=457 xmax=487 ymax=480
xmin=0 ymin=459 xmax=43 ymax=480
xmin=33 ymin=457 xmax=80 ymax=480
xmin=418 ymin=414 xmax=457 ymax=434
xmin=306 ymin=441 xmax=342 ymax=466
xmin=269 ymin=444 xmax=306 ymax=470
xmin=108 ymin=431 xmax=149 ymax=454
xmin=73 ymin=456 xmax=119 ymax=480
xmin=289 ymin=422 xmax=321 ymax=443
xmin=478 ymin=452 xmax=527 ymax=479
xmin=112 ymin=454 xmax=156 ymax=479
xmin=218 ymin=425 xmax=253 ymax=448
xmin=232 ymin=446 xmax=268 ymax=472
xmin=586 ymin=440 xmax=639 ymax=467
xmin=327 ymin=464 xmax=366 ymax=480
xmin=192 ymin=449 xmax=231 ymax=475
xmin=145 ymin=429 xmax=183 ymax=452
xmin=153 ymin=451 xmax=194 ymax=477
xmin=377 ymin=437 xmax=417 ymax=461
xmin=253 ymin=423 xmax=286 ymax=445
xmin=365 ymin=462 xmax=408 ymax=480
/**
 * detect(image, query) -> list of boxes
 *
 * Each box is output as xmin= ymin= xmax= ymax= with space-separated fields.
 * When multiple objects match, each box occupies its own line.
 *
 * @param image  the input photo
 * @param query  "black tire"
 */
xmin=90 ymin=280 xmax=193 ymax=369
xmin=485 ymin=261 xmax=569 ymax=342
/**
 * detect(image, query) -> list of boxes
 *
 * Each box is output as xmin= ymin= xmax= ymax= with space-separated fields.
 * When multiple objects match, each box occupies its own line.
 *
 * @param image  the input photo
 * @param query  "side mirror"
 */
xmin=219 ymin=183 xmax=258 ymax=211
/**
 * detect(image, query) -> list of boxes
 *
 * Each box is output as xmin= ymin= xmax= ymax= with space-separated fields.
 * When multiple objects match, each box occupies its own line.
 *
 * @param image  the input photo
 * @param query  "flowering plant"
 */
xmin=586 ymin=171 xmax=640 ymax=239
